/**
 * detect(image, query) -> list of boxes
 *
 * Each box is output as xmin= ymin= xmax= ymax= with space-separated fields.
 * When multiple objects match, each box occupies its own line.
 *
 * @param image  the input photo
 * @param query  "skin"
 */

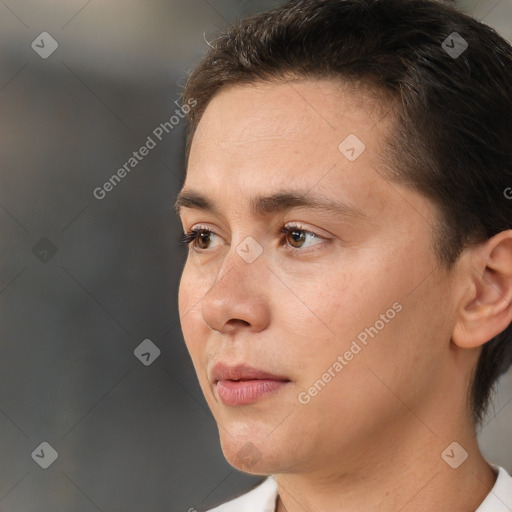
xmin=176 ymin=79 xmax=512 ymax=511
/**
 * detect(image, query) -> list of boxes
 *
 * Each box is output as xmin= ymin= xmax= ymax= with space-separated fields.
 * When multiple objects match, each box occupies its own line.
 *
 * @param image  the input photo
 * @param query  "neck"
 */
xmin=274 ymin=416 xmax=496 ymax=512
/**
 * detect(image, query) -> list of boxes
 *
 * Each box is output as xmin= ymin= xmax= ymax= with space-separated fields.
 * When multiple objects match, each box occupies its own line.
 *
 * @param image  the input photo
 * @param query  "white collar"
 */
xmin=476 ymin=465 xmax=512 ymax=512
xmin=206 ymin=475 xmax=278 ymax=512
xmin=207 ymin=465 xmax=512 ymax=512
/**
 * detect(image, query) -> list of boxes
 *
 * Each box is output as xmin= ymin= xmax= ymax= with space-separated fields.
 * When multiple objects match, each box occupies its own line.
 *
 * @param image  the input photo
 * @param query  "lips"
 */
xmin=211 ymin=363 xmax=290 ymax=406
xmin=212 ymin=363 xmax=289 ymax=383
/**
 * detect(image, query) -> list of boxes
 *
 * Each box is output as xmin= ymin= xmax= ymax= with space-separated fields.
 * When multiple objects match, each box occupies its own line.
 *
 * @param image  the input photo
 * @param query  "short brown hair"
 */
xmin=181 ymin=0 xmax=512 ymax=425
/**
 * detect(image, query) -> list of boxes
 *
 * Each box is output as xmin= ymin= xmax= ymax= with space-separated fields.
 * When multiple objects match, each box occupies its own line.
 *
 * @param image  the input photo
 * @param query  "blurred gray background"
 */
xmin=0 ymin=0 xmax=511 ymax=510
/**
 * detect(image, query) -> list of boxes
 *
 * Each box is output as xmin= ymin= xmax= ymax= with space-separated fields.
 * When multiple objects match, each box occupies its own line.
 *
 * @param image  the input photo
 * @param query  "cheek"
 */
xmin=277 ymin=248 xmax=432 ymax=386
xmin=274 ymin=254 xmax=393 ymax=347
xmin=178 ymin=263 xmax=211 ymax=364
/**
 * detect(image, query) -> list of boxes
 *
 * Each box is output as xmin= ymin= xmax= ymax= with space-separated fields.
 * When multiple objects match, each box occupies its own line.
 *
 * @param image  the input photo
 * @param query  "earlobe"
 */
xmin=452 ymin=230 xmax=512 ymax=349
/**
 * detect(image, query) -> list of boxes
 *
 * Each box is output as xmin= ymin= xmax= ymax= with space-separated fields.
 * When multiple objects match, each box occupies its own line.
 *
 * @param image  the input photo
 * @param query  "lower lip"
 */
xmin=216 ymin=379 xmax=289 ymax=406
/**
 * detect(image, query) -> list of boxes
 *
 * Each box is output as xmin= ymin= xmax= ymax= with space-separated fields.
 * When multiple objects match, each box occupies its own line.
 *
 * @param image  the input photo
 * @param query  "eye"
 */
xmin=279 ymin=223 xmax=325 ymax=253
xmin=180 ymin=226 xmax=220 ymax=251
xmin=179 ymin=223 xmax=326 ymax=254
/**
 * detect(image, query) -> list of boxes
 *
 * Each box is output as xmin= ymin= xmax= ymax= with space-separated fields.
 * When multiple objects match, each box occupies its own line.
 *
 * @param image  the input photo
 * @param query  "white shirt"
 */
xmin=206 ymin=465 xmax=512 ymax=512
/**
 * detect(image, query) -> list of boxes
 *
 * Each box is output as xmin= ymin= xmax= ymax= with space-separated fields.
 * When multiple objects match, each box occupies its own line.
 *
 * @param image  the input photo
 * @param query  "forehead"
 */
xmin=184 ymin=79 xmax=395 ymax=212
xmin=190 ymin=78 xmax=390 ymax=154
xmin=180 ymin=79 xmax=440 ymax=258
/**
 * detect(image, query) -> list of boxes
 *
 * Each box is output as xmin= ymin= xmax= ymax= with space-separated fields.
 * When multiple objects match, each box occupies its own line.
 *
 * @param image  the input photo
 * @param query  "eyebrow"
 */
xmin=174 ymin=189 xmax=366 ymax=220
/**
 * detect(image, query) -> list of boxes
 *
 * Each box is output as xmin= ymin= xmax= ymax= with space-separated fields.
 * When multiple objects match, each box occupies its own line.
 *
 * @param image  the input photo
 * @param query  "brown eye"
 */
xmin=196 ymin=231 xmax=211 ymax=250
xmin=286 ymin=229 xmax=306 ymax=248
xmin=280 ymin=225 xmax=325 ymax=253
xmin=180 ymin=228 xmax=219 ymax=251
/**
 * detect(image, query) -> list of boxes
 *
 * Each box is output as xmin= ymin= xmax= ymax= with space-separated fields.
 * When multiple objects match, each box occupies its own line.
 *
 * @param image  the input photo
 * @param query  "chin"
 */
xmin=218 ymin=429 xmax=287 ymax=475
xmin=221 ymin=439 xmax=279 ymax=475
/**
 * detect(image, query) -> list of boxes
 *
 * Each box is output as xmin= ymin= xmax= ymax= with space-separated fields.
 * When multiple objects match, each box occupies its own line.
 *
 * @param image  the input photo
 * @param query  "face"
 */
xmin=177 ymin=79 xmax=461 ymax=477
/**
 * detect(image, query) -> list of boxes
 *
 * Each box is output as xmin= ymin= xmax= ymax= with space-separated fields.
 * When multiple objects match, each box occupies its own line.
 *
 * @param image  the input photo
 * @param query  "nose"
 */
xmin=200 ymin=242 xmax=271 ymax=335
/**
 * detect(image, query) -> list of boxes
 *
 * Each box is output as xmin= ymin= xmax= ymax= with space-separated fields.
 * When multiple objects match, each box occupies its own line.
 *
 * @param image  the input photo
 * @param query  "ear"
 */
xmin=452 ymin=230 xmax=512 ymax=349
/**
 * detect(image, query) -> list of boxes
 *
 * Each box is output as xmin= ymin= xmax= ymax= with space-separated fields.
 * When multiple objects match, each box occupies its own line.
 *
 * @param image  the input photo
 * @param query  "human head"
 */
xmin=179 ymin=0 xmax=512 ymax=426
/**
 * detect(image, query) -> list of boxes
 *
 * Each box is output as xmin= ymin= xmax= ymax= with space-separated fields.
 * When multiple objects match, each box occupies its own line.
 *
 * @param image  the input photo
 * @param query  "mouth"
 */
xmin=212 ymin=363 xmax=291 ymax=406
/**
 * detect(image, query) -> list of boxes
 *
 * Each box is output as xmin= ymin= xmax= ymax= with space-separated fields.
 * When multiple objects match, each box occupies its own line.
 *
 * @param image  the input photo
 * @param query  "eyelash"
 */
xmin=179 ymin=223 xmax=325 ymax=255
